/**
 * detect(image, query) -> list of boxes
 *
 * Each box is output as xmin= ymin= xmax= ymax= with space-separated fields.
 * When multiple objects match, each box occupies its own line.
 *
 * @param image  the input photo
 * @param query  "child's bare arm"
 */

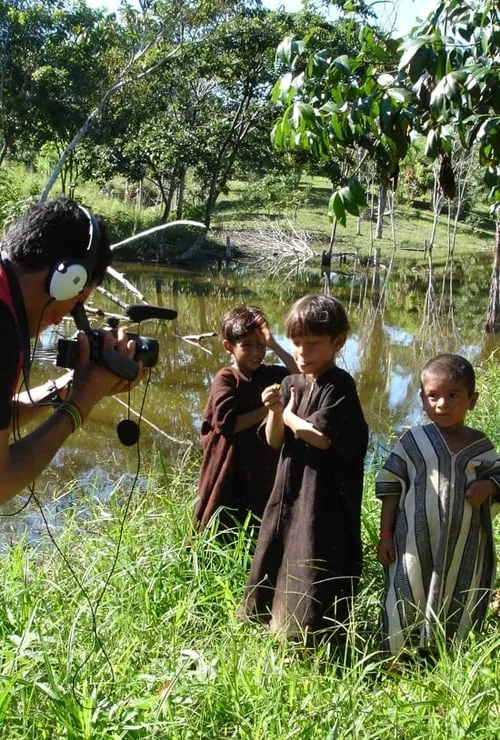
xmin=233 ymin=406 xmax=267 ymax=434
xmin=234 ymin=383 xmax=282 ymax=434
xmin=283 ymin=387 xmax=331 ymax=450
xmin=256 ymin=314 xmax=299 ymax=374
xmin=265 ymin=405 xmax=284 ymax=449
xmin=377 ymin=495 xmax=400 ymax=565
xmin=261 ymin=383 xmax=284 ymax=448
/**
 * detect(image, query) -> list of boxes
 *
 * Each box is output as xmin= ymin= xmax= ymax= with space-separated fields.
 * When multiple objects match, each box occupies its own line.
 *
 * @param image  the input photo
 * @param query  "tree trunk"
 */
xmin=0 ymin=140 xmax=8 ymax=168
xmin=161 ymin=178 xmax=176 ymax=222
xmin=484 ymin=221 xmax=500 ymax=333
xmin=375 ymin=185 xmax=387 ymax=239
xmin=371 ymin=246 xmax=381 ymax=306
xmin=327 ymin=217 xmax=338 ymax=260
xmin=176 ymin=167 xmax=186 ymax=220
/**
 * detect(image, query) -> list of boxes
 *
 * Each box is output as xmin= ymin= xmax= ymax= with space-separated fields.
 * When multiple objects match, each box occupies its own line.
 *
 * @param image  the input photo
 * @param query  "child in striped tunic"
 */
xmin=376 ymin=354 xmax=500 ymax=656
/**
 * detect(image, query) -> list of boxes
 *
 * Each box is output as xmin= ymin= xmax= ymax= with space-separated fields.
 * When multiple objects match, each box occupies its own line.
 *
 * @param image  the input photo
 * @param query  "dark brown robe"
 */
xmin=195 ymin=364 xmax=289 ymax=529
xmin=240 ymin=366 xmax=368 ymax=641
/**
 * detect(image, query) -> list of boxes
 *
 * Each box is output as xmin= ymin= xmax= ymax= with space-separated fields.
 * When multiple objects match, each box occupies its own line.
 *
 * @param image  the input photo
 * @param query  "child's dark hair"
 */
xmin=421 ymin=354 xmax=476 ymax=395
xmin=2 ymin=196 xmax=111 ymax=286
xmin=221 ymin=305 xmax=266 ymax=343
xmin=285 ymin=294 xmax=349 ymax=339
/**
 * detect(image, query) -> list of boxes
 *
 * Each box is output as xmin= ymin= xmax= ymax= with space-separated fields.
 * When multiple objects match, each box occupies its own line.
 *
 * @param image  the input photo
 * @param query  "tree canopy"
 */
xmin=270 ymin=0 xmax=500 ymax=328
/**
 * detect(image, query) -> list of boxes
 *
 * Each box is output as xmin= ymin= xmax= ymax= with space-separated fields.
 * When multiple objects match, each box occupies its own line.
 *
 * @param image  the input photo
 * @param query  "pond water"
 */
xmin=1 ymin=253 xmax=499 ymax=539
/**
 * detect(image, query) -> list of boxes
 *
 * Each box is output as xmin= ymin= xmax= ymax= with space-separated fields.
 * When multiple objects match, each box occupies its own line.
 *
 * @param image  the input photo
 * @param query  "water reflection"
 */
xmin=2 ymin=257 xmax=499 ymax=535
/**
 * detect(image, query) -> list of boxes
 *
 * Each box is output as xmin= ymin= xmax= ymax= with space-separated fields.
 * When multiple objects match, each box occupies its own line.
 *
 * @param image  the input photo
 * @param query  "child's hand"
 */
xmin=377 ymin=535 xmax=395 ymax=565
xmin=255 ymin=314 xmax=273 ymax=346
xmin=262 ymin=384 xmax=281 ymax=410
xmin=465 ymin=479 xmax=497 ymax=509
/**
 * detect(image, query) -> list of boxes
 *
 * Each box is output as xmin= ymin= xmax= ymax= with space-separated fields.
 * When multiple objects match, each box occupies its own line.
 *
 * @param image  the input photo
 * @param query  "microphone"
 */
xmin=117 ymin=419 xmax=140 ymax=446
xmin=125 ymin=304 xmax=178 ymax=323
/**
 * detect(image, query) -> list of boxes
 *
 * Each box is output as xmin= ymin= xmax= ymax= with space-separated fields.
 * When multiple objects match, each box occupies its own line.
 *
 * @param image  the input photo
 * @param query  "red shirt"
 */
xmin=0 ymin=264 xmax=23 ymax=429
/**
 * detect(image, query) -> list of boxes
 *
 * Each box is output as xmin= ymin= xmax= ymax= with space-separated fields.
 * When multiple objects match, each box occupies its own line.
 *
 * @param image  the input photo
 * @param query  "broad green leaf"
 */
xmin=377 ymin=74 xmax=394 ymax=87
xmin=425 ymin=128 xmax=439 ymax=159
xmin=340 ymin=185 xmax=360 ymax=216
xmin=320 ymin=100 xmax=348 ymax=114
xmin=333 ymin=55 xmax=351 ymax=74
xmin=347 ymin=176 xmax=367 ymax=208
xmin=328 ymin=191 xmax=347 ymax=226
xmin=272 ymin=73 xmax=292 ymax=104
xmin=398 ymin=37 xmax=429 ymax=71
xmin=328 ymin=114 xmax=344 ymax=141
xmin=387 ymin=87 xmax=414 ymax=104
xmin=380 ymin=96 xmax=394 ymax=136
xmin=291 ymin=72 xmax=305 ymax=92
xmin=276 ymin=36 xmax=294 ymax=65
xmin=309 ymin=50 xmax=330 ymax=76
xmin=271 ymin=121 xmax=283 ymax=148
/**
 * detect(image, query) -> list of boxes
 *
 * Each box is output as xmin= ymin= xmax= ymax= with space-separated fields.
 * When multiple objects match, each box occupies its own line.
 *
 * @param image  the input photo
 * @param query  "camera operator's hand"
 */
xmin=68 ymin=329 xmax=146 ymax=418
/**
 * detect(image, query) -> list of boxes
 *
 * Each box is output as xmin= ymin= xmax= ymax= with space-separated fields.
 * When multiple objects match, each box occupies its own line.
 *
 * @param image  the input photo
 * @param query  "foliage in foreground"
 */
xmin=0 ymin=362 xmax=500 ymax=737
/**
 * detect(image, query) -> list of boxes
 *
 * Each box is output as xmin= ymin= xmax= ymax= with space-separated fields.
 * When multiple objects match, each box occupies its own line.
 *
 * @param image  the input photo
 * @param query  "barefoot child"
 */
xmin=376 ymin=354 xmax=500 ymax=656
xmin=195 ymin=305 xmax=298 ymax=530
xmin=240 ymin=294 xmax=368 ymax=643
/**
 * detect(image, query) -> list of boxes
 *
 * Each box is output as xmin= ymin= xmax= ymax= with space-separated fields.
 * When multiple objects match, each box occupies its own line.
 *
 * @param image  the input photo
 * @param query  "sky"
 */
xmin=84 ymin=0 xmax=438 ymax=37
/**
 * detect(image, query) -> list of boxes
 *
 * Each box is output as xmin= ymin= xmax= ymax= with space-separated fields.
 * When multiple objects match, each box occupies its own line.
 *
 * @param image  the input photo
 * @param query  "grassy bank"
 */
xmin=0 ymin=359 xmax=499 ymax=737
xmin=1 ymin=165 xmax=496 ymax=267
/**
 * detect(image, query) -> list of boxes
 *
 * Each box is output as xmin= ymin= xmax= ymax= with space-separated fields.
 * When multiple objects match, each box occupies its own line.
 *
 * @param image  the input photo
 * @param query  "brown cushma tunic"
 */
xmin=195 ymin=363 xmax=289 ymax=529
xmin=240 ymin=366 xmax=368 ymax=639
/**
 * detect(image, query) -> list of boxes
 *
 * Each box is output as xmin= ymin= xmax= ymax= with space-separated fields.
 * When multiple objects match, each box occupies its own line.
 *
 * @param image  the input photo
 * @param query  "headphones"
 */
xmin=47 ymin=206 xmax=101 ymax=301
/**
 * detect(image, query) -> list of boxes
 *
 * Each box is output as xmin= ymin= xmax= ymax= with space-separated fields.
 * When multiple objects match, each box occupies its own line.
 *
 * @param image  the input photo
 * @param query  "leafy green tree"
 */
xmin=0 ymin=0 xmax=117 ymax=190
xmin=88 ymin=3 xmax=345 ymax=240
xmin=398 ymin=0 xmax=499 ymax=330
xmin=270 ymin=0 xmax=500 ymax=330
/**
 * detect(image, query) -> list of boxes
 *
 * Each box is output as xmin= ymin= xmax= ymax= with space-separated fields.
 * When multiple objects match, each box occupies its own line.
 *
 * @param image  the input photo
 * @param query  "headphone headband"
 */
xmin=47 ymin=205 xmax=101 ymax=301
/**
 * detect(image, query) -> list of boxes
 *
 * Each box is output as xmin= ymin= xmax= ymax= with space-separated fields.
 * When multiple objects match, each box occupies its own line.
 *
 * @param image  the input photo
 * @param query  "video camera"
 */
xmin=56 ymin=303 xmax=177 ymax=381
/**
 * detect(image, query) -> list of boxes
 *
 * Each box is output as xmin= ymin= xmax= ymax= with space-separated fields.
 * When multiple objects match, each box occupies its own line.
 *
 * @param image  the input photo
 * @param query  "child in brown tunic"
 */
xmin=239 ymin=294 xmax=368 ymax=644
xmin=195 ymin=305 xmax=298 ymax=531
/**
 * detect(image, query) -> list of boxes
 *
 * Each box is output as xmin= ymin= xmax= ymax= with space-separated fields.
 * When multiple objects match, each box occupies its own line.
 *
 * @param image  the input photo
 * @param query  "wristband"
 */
xmin=379 ymin=531 xmax=393 ymax=539
xmin=56 ymin=402 xmax=84 ymax=432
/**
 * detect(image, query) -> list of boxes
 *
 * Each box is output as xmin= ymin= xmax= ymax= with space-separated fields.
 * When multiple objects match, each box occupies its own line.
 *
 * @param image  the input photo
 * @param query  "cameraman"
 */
xmin=0 ymin=196 xmax=143 ymax=505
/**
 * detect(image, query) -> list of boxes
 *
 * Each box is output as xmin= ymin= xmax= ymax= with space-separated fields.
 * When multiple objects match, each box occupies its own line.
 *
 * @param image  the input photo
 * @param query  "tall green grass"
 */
xmin=0 ymin=360 xmax=499 ymax=737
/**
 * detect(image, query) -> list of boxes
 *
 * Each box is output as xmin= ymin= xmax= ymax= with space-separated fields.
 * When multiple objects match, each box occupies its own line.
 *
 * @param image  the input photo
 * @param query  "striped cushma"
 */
xmin=376 ymin=423 xmax=500 ymax=655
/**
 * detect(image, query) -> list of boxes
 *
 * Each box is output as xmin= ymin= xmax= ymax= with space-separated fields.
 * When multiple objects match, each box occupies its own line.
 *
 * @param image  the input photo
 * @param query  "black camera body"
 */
xmin=56 ymin=302 xmax=174 ymax=381
xmin=56 ymin=330 xmax=159 ymax=377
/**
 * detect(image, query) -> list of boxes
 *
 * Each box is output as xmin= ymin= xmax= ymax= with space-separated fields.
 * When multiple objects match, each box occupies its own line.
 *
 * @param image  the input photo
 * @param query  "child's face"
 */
xmin=420 ymin=373 xmax=478 ymax=431
xmin=223 ymin=328 xmax=267 ymax=377
xmin=291 ymin=333 xmax=345 ymax=380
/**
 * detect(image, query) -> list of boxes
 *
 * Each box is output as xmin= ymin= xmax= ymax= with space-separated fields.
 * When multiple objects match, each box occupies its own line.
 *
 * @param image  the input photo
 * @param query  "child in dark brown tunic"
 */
xmin=239 ymin=294 xmax=368 ymax=644
xmin=195 ymin=305 xmax=298 ymax=531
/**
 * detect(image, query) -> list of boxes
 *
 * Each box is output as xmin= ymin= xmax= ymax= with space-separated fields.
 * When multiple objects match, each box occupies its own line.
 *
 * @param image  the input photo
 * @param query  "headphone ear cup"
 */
xmin=48 ymin=261 xmax=89 ymax=301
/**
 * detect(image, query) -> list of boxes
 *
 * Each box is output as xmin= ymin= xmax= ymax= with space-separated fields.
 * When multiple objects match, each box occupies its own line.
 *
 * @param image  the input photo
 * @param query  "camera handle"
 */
xmin=71 ymin=303 xmax=140 ymax=381
xmin=99 ymin=350 xmax=140 ymax=382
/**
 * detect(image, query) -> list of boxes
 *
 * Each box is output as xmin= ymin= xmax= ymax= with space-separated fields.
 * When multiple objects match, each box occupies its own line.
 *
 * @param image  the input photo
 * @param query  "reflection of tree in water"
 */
xmin=355 ymin=263 xmax=481 ymax=444
xmin=34 ymin=262 xmax=496 ymax=498
xmin=356 ymin=306 xmax=391 ymax=439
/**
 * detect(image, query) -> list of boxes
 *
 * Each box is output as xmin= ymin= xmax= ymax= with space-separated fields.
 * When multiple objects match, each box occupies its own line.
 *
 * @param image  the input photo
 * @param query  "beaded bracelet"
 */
xmin=379 ymin=531 xmax=393 ymax=540
xmin=56 ymin=402 xmax=84 ymax=433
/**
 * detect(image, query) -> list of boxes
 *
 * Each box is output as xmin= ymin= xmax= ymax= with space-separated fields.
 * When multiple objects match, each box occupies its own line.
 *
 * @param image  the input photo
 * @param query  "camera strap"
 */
xmin=71 ymin=301 xmax=92 ymax=332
